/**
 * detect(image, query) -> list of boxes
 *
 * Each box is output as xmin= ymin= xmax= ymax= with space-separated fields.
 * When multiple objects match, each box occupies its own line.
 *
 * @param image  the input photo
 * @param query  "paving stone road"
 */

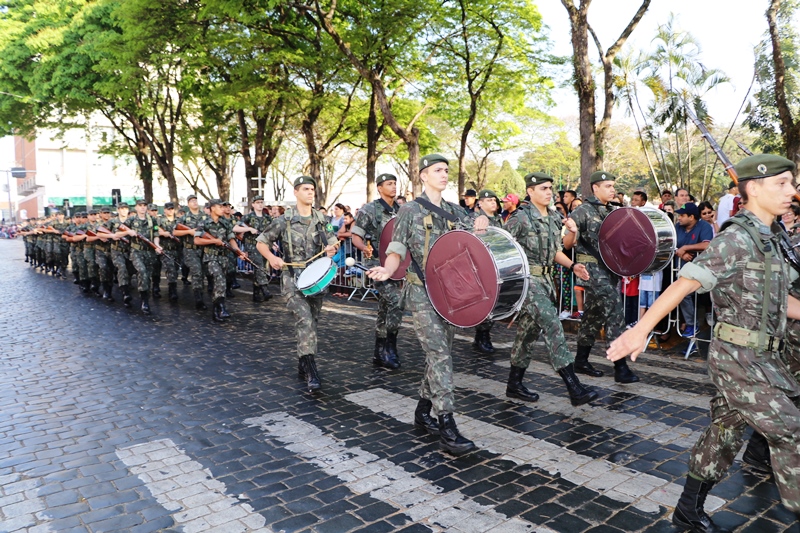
xmin=0 ymin=238 xmax=798 ymax=533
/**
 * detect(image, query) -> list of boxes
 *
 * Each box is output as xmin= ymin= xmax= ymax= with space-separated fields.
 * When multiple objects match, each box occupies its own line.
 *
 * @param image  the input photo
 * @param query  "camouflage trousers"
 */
xmin=95 ymin=247 xmax=113 ymax=283
xmin=689 ymin=340 xmax=800 ymax=512
xmin=476 ymin=319 xmax=493 ymax=335
xmin=184 ymin=248 xmax=204 ymax=286
xmin=24 ymin=239 xmax=33 ymax=258
xmin=159 ymin=247 xmax=178 ymax=284
xmin=374 ymin=278 xmax=404 ymax=337
xmin=70 ymin=245 xmax=87 ymax=281
xmin=511 ymin=277 xmax=572 ymax=371
xmin=228 ymin=251 xmax=237 ymax=275
xmin=784 ymin=319 xmax=800 ymax=383
xmin=406 ymin=283 xmax=456 ymax=414
xmin=58 ymin=243 xmax=70 ymax=271
xmin=245 ymin=242 xmax=270 ymax=288
xmin=130 ymin=248 xmax=156 ymax=292
xmin=282 ymin=270 xmax=324 ymax=357
xmin=83 ymin=245 xmax=97 ymax=279
xmin=44 ymin=239 xmax=57 ymax=265
xmin=111 ymin=248 xmax=133 ymax=287
xmin=577 ymin=272 xmax=625 ymax=348
xmin=152 ymin=250 xmax=162 ymax=286
xmin=206 ymin=256 xmax=228 ymax=300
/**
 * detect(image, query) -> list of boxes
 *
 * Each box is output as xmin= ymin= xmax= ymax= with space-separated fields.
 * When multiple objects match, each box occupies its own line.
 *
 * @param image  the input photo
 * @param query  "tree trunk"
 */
xmin=767 ymin=0 xmax=800 ymax=171
xmin=365 ymin=89 xmax=379 ymax=203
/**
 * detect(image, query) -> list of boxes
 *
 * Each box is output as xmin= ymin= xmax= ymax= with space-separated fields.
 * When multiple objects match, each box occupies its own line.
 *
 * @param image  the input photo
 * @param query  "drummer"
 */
xmin=367 ymin=154 xmax=490 ymax=455
xmin=563 ymin=171 xmax=640 ymax=384
xmin=471 ymin=189 xmax=504 ymax=354
xmin=256 ymin=176 xmax=338 ymax=392
xmin=505 ymin=172 xmax=598 ymax=406
xmin=351 ymin=173 xmax=403 ymax=369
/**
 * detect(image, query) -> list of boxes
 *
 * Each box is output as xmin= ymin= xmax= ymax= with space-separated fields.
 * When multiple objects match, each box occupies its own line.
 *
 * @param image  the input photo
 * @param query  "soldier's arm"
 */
xmin=562 ymin=209 xmax=580 ymax=249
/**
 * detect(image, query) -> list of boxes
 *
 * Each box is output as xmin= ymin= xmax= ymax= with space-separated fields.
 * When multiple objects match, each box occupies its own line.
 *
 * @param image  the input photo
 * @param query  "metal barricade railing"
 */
xmin=329 ymin=238 xmax=379 ymax=301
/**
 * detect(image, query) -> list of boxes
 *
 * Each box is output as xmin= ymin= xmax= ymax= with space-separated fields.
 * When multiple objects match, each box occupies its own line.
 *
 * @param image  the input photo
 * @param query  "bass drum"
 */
xmin=424 ymin=227 xmax=529 ymax=328
xmin=379 ymin=217 xmax=412 ymax=281
xmin=598 ymin=206 xmax=675 ymax=277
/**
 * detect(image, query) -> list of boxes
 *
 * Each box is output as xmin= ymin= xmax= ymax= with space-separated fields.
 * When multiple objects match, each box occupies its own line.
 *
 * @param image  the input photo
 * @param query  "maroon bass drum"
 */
xmin=598 ymin=206 xmax=676 ymax=277
xmin=424 ymin=227 xmax=529 ymax=328
xmin=379 ymin=217 xmax=411 ymax=281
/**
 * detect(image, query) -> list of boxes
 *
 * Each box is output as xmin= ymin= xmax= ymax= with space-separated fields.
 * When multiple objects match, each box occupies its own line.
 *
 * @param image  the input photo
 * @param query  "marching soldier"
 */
xmin=82 ymin=210 xmax=101 ymax=295
xmin=157 ymin=202 xmax=181 ymax=302
xmin=608 ymin=154 xmax=800 ymax=531
xmin=234 ymin=195 xmax=273 ymax=302
xmin=351 ymin=173 xmax=403 ymax=369
xmin=471 ymin=189 xmax=503 ymax=354
xmin=367 ymin=154 xmax=490 ymax=455
xmin=117 ymin=199 xmax=160 ymax=315
xmin=94 ymin=206 xmax=115 ymax=301
xmin=195 ymin=199 xmax=248 ymax=322
xmin=174 ymin=194 xmax=208 ymax=310
xmin=148 ymin=204 xmax=163 ymax=299
xmin=51 ymin=212 xmax=70 ymax=278
xmin=70 ymin=212 xmax=90 ymax=292
xmin=563 ymin=171 xmax=639 ymax=384
xmin=256 ymin=176 xmax=338 ymax=391
xmin=109 ymin=203 xmax=134 ymax=306
xmin=504 ymin=173 xmax=597 ymax=406
xmin=223 ymin=201 xmax=240 ymax=297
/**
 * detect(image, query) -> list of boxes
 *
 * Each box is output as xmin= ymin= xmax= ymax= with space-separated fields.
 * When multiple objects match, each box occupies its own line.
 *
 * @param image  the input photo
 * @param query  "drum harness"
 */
xmin=280 ymin=208 xmax=330 ymax=280
xmin=523 ymin=205 xmax=561 ymax=278
xmin=575 ymin=200 xmax=615 ymax=267
xmin=373 ymin=198 xmax=399 ymax=250
xmin=406 ymin=198 xmax=459 ymax=286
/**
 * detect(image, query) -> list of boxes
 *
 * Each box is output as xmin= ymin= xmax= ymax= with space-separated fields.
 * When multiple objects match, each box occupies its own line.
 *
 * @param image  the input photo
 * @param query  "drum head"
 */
xmin=599 ymin=207 xmax=668 ymax=277
xmin=424 ymin=230 xmax=499 ymax=328
xmin=297 ymin=257 xmax=333 ymax=289
xmin=379 ymin=218 xmax=411 ymax=280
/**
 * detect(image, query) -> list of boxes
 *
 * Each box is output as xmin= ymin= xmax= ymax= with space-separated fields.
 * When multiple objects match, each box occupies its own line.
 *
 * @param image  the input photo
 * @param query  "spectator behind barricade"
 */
xmin=331 ymin=211 xmax=355 ymax=297
xmin=662 ymin=200 xmax=677 ymax=221
xmin=460 ymin=189 xmax=478 ymax=212
xmin=674 ymin=202 xmax=713 ymax=338
xmin=501 ymin=193 xmax=519 ymax=222
xmin=658 ymin=189 xmax=673 ymax=209
xmin=630 ymin=191 xmax=647 ymax=207
xmin=716 ymin=181 xmax=738 ymax=227
xmin=698 ymin=201 xmax=719 ymax=235
xmin=319 ymin=206 xmax=329 ymax=219
xmin=674 ymin=188 xmax=690 ymax=209
xmin=337 ymin=212 xmax=355 ymax=243
xmin=616 ymin=192 xmax=627 ymax=206
xmin=780 ymin=203 xmax=800 ymax=234
xmin=554 ymin=202 xmax=567 ymax=218
xmin=638 ymin=269 xmax=663 ymax=321
xmin=563 ymin=190 xmax=580 ymax=213
xmin=329 ymin=204 xmax=345 ymax=230
xmin=396 ymin=196 xmax=406 ymax=205
xmin=621 ymin=275 xmax=639 ymax=327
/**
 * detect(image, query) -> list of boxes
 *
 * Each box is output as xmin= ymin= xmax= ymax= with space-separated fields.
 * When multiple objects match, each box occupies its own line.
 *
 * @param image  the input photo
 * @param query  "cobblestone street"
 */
xmin=1 ymin=238 xmax=798 ymax=533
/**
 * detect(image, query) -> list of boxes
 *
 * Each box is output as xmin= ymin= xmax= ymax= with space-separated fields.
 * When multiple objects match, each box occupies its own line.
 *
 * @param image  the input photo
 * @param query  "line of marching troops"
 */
xmin=17 ymin=195 xmax=274 ymax=320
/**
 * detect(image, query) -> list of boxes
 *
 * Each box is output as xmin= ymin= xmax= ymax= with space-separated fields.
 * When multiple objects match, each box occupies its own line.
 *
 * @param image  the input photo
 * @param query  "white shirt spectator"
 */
xmin=716 ymin=184 xmax=738 ymax=226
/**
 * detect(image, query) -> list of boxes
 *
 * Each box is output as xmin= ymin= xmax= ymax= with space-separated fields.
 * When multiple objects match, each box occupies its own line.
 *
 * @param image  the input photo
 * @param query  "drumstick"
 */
xmin=284 ymin=241 xmax=342 ymax=268
xmin=344 ymin=257 xmax=370 ymax=272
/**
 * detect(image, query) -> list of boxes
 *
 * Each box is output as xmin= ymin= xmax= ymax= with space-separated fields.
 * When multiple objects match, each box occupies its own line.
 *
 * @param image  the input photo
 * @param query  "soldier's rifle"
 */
xmin=95 ymin=225 xmax=129 ymax=243
xmin=119 ymin=223 xmax=181 ymax=267
xmin=201 ymin=231 xmax=268 ymax=274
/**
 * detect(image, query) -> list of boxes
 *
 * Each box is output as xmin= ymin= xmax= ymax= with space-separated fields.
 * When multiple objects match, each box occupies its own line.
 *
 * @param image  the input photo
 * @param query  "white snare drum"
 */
xmin=296 ymin=257 xmax=337 ymax=296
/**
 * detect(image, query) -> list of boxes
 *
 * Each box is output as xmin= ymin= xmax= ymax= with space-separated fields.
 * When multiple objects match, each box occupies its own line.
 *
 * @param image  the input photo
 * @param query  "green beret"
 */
xmin=376 ymin=173 xmax=397 ymax=185
xmin=734 ymin=154 xmax=796 ymax=182
xmin=208 ymin=198 xmax=223 ymax=207
xmin=590 ymin=171 xmax=617 ymax=184
xmin=524 ymin=172 xmax=553 ymax=187
xmin=419 ymin=153 xmax=449 ymax=172
xmin=293 ymin=175 xmax=317 ymax=189
xmin=478 ymin=189 xmax=498 ymax=200
xmin=252 ymin=195 xmax=264 ymax=202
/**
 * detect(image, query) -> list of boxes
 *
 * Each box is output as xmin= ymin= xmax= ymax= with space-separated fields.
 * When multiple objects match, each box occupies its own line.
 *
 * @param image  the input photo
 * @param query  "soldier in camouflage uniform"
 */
xmin=223 ymin=201 xmax=241 ymax=296
xmin=234 ymin=195 xmax=273 ymax=302
xmin=609 ymin=154 xmax=800 ymax=531
xmin=256 ymin=176 xmax=338 ymax=392
xmin=196 ymin=199 xmax=247 ymax=322
xmin=34 ymin=218 xmax=47 ymax=270
xmin=52 ymin=212 xmax=71 ymax=278
xmin=109 ymin=203 xmax=134 ymax=306
xmin=148 ymin=204 xmax=163 ymax=299
xmin=504 ymin=172 xmax=598 ymax=407
xmin=174 ymin=194 xmax=208 ymax=310
xmin=351 ymin=173 xmax=403 ymax=369
xmin=368 ymin=154 xmax=490 ymax=455
xmin=118 ymin=199 xmax=160 ymax=315
xmin=69 ymin=213 xmax=90 ymax=293
xmin=93 ymin=206 xmax=115 ymax=301
xmin=82 ymin=210 xmax=102 ymax=295
xmin=471 ymin=189 xmax=504 ymax=354
xmin=20 ymin=218 xmax=34 ymax=264
xmin=157 ymin=202 xmax=181 ymax=302
xmin=563 ymin=171 xmax=639 ymax=384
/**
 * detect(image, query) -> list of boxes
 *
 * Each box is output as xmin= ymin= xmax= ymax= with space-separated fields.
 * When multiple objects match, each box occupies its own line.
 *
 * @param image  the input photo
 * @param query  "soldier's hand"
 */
xmin=573 ymin=263 xmax=590 ymax=281
xmin=239 ymin=251 xmax=249 ymax=260
xmin=324 ymin=244 xmax=337 ymax=258
xmin=606 ymin=325 xmax=648 ymax=362
xmin=564 ymin=218 xmax=578 ymax=233
xmin=473 ymin=215 xmax=490 ymax=232
xmin=366 ymin=266 xmax=390 ymax=281
xmin=155 ymin=245 xmax=164 ymax=255
xmin=268 ymin=256 xmax=284 ymax=270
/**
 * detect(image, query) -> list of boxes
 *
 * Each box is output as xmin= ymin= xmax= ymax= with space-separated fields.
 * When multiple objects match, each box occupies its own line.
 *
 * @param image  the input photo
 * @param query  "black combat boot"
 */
xmin=298 ymin=354 xmax=321 ymax=391
xmin=382 ymin=331 xmax=401 ymax=369
xmin=472 ymin=330 xmax=495 ymax=354
xmin=506 ymin=365 xmax=540 ymax=402
xmin=212 ymin=298 xmax=230 ymax=321
xmin=574 ymin=344 xmax=604 ymax=377
xmin=261 ymin=285 xmax=272 ymax=300
xmin=167 ymin=282 xmax=178 ymax=302
xmin=253 ymin=284 xmax=264 ymax=302
xmin=742 ymin=431 xmax=772 ymax=474
xmin=181 ymin=264 xmax=191 ymax=284
xmin=152 ymin=282 xmax=161 ymax=299
xmin=102 ymin=281 xmax=114 ymax=302
xmin=414 ymin=399 xmax=439 ymax=434
xmin=73 ymin=271 xmax=81 ymax=284
xmin=558 ymin=363 xmax=598 ymax=406
xmin=91 ymin=277 xmax=102 ymax=296
xmin=207 ymin=274 xmax=214 ymax=294
xmin=614 ymin=359 xmax=640 ymax=383
xmin=24 ymin=255 xmax=29 ymax=263
xmin=372 ymin=337 xmax=387 ymax=366
xmin=81 ymin=279 xmax=90 ymax=294
xmin=225 ymin=275 xmax=235 ymax=298
xmin=194 ymin=288 xmax=207 ymax=310
xmin=231 ymin=274 xmax=241 ymax=289
xmin=140 ymin=290 xmax=151 ymax=315
xmin=438 ymin=413 xmax=475 ymax=454
xmin=121 ymin=285 xmax=133 ymax=307
xmin=672 ymin=476 xmax=730 ymax=533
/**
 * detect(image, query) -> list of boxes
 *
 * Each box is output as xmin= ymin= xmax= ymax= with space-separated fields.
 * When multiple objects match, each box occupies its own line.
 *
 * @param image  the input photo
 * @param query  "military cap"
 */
xmin=117 ymin=202 xmax=129 ymax=209
xmin=419 ymin=153 xmax=449 ymax=172
xmin=88 ymin=209 xmax=98 ymax=216
xmin=376 ymin=173 xmax=397 ymax=185
xmin=524 ymin=172 xmax=553 ymax=187
xmin=208 ymin=198 xmax=223 ymax=207
xmin=187 ymin=194 xmax=197 ymax=201
xmin=463 ymin=188 xmax=477 ymax=197
xmin=147 ymin=203 xmax=158 ymax=210
xmin=252 ymin=195 xmax=264 ymax=202
xmin=590 ymin=170 xmax=617 ymax=184
xmin=135 ymin=198 xmax=147 ymax=205
xmin=77 ymin=211 xmax=87 ymax=217
xmin=478 ymin=189 xmax=498 ymax=200
xmin=294 ymin=175 xmax=317 ymax=189
xmin=734 ymin=154 xmax=796 ymax=182
xmin=100 ymin=206 xmax=111 ymax=213
xmin=164 ymin=202 xmax=175 ymax=209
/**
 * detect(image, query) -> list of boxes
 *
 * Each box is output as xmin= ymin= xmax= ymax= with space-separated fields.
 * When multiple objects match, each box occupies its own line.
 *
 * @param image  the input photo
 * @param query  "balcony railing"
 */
xmin=17 ymin=176 xmax=42 ymax=196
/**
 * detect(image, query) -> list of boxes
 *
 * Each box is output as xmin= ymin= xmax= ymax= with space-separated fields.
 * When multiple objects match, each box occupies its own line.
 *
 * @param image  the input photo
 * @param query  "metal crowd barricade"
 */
xmin=329 ymin=237 xmax=379 ymax=301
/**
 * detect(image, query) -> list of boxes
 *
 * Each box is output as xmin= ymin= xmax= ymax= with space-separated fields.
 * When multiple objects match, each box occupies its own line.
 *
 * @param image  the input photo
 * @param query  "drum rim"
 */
xmin=297 ymin=257 xmax=336 ymax=291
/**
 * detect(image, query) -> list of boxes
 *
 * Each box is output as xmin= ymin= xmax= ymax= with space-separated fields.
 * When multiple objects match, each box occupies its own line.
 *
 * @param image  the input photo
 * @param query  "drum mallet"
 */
xmin=344 ymin=257 xmax=371 ymax=273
